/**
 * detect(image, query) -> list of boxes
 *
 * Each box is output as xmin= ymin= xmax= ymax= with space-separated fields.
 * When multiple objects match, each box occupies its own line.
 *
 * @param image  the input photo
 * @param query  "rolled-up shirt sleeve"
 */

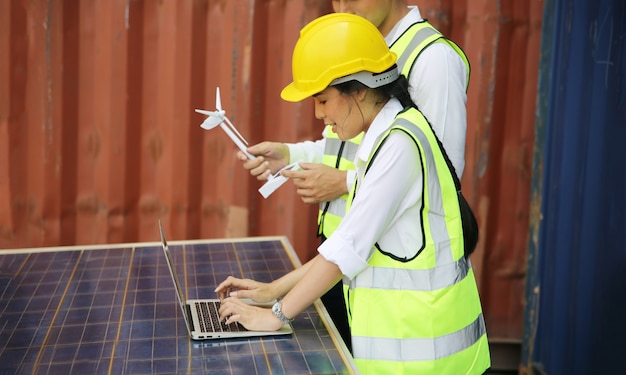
xmin=345 ymin=170 xmax=356 ymax=194
xmin=318 ymin=230 xmax=368 ymax=278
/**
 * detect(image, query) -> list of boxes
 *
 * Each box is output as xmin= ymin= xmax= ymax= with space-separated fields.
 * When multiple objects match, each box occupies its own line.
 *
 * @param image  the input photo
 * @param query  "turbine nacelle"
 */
xmin=195 ymin=87 xmax=253 ymax=159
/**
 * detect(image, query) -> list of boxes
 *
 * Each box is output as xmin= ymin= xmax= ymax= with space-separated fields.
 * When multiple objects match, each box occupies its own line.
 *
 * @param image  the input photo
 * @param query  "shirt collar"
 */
xmin=385 ymin=6 xmax=424 ymax=45
xmin=356 ymin=98 xmax=404 ymax=163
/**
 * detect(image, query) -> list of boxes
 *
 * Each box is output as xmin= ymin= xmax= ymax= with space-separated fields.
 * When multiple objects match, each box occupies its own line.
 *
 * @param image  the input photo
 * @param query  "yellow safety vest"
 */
xmin=318 ymin=21 xmax=470 ymax=239
xmin=345 ymin=108 xmax=490 ymax=374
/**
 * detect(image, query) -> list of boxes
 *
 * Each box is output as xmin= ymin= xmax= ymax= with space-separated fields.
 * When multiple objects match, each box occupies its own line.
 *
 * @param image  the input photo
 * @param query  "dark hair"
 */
xmin=333 ymin=65 xmax=415 ymax=109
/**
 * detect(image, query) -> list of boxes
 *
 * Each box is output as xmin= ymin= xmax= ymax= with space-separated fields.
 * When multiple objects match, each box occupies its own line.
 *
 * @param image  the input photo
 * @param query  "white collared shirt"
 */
xmin=318 ymin=99 xmax=426 ymax=279
xmin=387 ymin=6 xmax=468 ymax=178
xmin=287 ymin=5 xmax=468 ymax=185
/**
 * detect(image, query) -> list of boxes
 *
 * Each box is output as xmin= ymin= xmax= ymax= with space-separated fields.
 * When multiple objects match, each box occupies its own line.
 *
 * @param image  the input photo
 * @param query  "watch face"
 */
xmin=272 ymin=301 xmax=291 ymax=325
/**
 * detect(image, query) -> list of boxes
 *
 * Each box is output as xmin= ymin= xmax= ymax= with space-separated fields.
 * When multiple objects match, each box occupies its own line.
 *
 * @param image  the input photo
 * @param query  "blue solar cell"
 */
xmin=0 ymin=239 xmax=357 ymax=374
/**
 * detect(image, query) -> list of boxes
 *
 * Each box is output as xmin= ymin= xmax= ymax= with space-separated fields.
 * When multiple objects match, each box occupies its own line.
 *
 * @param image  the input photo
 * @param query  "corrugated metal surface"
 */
xmin=421 ymin=1 xmax=544 ymax=357
xmin=523 ymin=0 xmax=626 ymax=373
xmin=0 ymin=0 xmax=331 ymax=253
xmin=456 ymin=1 xmax=544 ymax=349
xmin=0 ymin=0 xmax=542 ymax=365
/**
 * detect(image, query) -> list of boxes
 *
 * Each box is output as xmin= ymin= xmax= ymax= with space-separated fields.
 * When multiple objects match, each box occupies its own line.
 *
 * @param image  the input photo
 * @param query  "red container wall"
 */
xmin=0 ymin=0 xmax=332 ymax=252
xmin=0 ymin=0 xmax=543 ymax=354
xmin=419 ymin=1 xmax=543 ymax=349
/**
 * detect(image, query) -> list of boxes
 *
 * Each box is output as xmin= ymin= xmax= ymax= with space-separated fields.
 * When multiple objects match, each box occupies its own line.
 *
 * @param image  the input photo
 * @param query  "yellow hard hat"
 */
xmin=281 ymin=13 xmax=398 ymax=102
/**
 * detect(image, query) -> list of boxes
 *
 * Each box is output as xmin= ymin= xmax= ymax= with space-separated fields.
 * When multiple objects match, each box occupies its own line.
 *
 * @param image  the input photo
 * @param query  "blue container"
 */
xmin=523 ymin=0 xmax=626 ymax=373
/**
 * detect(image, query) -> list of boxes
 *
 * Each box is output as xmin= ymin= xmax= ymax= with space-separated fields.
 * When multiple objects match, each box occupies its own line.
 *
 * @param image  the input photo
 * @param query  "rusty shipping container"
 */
xmin=0 ymin=1 xmax=542 ymax=371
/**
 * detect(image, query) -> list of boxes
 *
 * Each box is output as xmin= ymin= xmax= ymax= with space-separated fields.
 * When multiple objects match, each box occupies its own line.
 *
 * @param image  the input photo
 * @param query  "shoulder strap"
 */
xmin=391 ymin=21 xmax=471 ymax=90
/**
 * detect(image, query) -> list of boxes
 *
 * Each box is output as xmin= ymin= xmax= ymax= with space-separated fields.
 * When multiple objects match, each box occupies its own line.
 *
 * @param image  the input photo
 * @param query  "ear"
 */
xmin=355 ymin=87 xmax=369 ymax=102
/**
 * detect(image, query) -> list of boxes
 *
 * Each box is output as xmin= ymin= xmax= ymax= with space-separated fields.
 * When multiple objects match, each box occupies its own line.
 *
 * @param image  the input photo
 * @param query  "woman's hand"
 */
xmin=215 ymin=276 xmax=277 ymax=303
xmin=219 ymin=297 xmax=285 ymax=331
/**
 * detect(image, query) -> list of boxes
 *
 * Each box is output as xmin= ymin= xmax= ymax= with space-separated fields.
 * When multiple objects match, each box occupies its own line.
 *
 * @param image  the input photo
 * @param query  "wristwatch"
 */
xmin=272 ymin=300 xmax=294 ymax=325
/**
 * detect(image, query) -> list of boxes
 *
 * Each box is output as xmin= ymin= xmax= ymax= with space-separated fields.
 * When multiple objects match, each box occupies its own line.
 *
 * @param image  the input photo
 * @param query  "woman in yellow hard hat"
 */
xmin=216 ymin=13 xmax=490 ymax=374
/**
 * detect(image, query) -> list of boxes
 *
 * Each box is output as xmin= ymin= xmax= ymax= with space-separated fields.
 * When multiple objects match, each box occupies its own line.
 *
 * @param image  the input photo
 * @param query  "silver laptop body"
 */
xmin=158 ymin=221 xmax=293 ymax=340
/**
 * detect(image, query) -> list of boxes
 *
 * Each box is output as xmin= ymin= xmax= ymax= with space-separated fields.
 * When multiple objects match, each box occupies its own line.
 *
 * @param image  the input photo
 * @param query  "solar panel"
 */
xmin=0 ymin=237 xmax=357 ymax=374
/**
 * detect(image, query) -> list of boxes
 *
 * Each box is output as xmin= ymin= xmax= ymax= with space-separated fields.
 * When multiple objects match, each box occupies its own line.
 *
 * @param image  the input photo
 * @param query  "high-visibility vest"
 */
xmin=345 ymin=108 xmax=489 ymax=374
xmin=317 ymin=21 xmax=470 ymax=239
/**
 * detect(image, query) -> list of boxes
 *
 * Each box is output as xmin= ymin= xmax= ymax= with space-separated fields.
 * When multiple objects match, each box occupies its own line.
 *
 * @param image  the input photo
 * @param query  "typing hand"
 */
xmin=215 ymin=276 xmax=277 ymax=303
xmin=219 ymin=297 xmax=285 ymax=331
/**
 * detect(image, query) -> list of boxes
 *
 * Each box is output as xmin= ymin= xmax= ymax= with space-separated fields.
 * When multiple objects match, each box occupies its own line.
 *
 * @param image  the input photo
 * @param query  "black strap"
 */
xmin=430 ymin=128 xmax=479 ymax=257
xmin=317 ymin=140 xmax=347 ymax=238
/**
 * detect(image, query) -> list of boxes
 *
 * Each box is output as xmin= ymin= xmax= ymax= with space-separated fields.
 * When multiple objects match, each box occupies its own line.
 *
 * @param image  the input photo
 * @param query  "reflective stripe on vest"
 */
xmin=352 ymin=313 xmax=486 ymax=362
xmin=346 ymin=109 xmax=490 ymax=373
xmin=317 ymin=21 xmax=470 ymax=239
xmin=393 ymin=21 xmax=471 ymax=89
xmin=350 ymin=254 xmax=469 ymax=292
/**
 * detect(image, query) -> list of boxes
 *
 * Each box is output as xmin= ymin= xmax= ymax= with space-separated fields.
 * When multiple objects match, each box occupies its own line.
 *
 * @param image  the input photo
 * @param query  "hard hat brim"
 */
xmin=281 ymin=82 xmax=316 ymax=103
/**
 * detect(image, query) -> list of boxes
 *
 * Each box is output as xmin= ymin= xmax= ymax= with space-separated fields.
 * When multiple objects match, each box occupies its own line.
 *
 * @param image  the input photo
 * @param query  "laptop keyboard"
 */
xmin=195 ymin=301 xmax=247 ymax=333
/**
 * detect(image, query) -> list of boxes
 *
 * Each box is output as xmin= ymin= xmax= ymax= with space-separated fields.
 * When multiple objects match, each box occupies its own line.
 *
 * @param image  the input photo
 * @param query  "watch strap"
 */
xmin=272 ymin=300 xmax=293 ymax=325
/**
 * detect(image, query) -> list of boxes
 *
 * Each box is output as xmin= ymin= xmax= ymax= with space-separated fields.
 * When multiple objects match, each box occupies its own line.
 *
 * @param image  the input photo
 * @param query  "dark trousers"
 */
xmin=319 ymin=234 xmax=352 ymax=353
xmin=321 ymin=278 xmax=352 ymax=353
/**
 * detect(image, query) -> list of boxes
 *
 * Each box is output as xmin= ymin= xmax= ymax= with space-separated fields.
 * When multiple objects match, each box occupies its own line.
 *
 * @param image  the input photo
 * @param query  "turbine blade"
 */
xmin=195 ymin=109 xmax=221 ymax=116
xmin=200 ymin=116 xmax=223 ymax=130
xmin=216 ymin=87 xmax=222 ymax=111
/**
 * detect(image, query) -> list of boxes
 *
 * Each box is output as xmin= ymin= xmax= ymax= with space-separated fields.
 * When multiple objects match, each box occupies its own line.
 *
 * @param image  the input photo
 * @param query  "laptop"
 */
xmin=158 ymin=220 xmax=293 ymax=340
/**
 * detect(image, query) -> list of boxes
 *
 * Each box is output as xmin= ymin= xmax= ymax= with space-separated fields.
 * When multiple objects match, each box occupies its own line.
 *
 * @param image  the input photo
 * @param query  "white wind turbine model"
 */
xmin=195 ymin=87 xmax=299 ymax=198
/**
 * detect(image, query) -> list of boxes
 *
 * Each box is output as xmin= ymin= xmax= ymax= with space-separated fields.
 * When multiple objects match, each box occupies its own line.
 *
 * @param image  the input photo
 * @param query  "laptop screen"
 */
xmin=158 ymin=220 xmax=193 ymax=333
